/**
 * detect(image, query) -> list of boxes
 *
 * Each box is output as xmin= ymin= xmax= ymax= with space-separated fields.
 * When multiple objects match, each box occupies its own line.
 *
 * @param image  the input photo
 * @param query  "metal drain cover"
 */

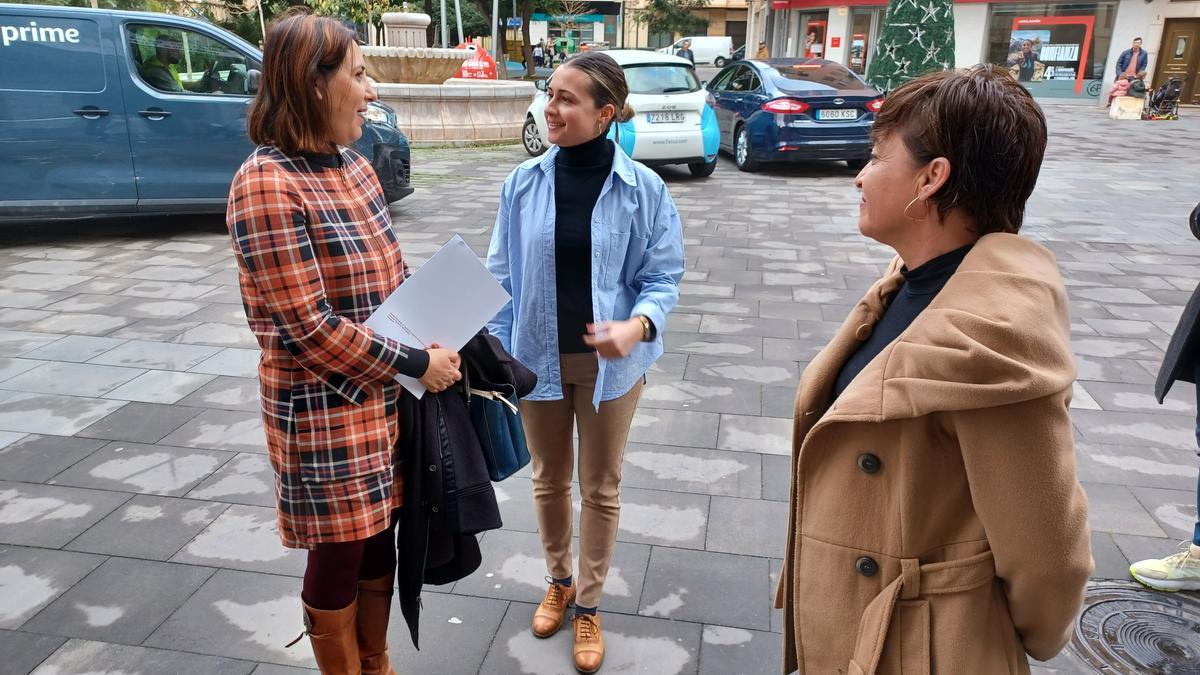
xmin=1067 ymin=582 xmax=1200 ymax=674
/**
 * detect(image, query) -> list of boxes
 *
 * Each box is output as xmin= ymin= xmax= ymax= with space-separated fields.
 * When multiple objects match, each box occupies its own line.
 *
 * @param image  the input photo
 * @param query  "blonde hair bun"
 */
xmin=618 ymin=102 xmax=636 ymax=123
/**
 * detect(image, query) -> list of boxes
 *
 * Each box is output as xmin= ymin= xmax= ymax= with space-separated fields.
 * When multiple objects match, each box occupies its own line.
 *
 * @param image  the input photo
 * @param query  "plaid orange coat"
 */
xmin=227 ymin=146 xmax=429 ymax=549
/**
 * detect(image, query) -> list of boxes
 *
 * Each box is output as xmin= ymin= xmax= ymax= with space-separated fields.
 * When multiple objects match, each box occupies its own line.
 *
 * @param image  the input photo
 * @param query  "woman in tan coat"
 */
xmin=777 ymin=66 xmax=1093 ymax=674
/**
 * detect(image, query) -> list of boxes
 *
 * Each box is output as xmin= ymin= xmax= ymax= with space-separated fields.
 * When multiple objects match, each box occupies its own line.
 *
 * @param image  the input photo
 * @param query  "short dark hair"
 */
xmin=247 ymin=7 xmax=357 ymax=155
xmin=1134 ymin=37 xmax=1143 ymax=42
xmin=872 ymin=65 xmax=1047 ymax=235
xmin=561 ymin=51 xmax=635 ymax=123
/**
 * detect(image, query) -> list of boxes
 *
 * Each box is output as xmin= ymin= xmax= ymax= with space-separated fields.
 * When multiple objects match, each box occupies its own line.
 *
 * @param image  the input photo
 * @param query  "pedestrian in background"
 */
xmin=675 ymin=39 xmax=695 ymax=64
xmin=776 ymin=65 xmax=1093 ymax=674
xmin=227 ymin=7 xmax=460 ymax=673
xmin=1132 ymin=200 xmax=1200 ymax=591
xmin=485 ymin=51 xmax=684 ymax=673
xmin=1115 ymin=36 xmax=1149 ymax=82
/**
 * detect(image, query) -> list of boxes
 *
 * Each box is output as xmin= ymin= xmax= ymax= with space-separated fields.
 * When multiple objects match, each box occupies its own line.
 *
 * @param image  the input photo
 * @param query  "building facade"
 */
xmin=762 ymin=0 xmax=1200 ymax=105
xmin=621 ymin=0 xmax=750 ymax=49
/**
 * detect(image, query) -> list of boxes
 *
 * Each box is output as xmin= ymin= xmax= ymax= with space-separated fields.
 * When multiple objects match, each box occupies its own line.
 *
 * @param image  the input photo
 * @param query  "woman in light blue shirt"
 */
xmin=486 ymin=52 xmax=684 ymax=673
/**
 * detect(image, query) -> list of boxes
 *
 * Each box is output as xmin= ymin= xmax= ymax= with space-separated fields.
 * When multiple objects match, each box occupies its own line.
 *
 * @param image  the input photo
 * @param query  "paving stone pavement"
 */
xmin=1 ymin=105 xmax=1198 ymax=674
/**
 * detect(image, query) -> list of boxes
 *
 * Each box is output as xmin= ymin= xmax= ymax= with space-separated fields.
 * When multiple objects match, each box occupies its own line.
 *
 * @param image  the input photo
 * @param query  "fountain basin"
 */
xmin=362 ymin=46 xmax=467 ymax=86
xmin=369 ymin=11 xmax=535 ymax=146
xmin=376 ymin=79 xmax=537 ymax=146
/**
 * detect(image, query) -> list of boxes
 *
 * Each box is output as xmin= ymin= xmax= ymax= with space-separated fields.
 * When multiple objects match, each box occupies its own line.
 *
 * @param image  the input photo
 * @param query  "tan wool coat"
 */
xmin=776 ymin=233 xmax=1093 ymax=675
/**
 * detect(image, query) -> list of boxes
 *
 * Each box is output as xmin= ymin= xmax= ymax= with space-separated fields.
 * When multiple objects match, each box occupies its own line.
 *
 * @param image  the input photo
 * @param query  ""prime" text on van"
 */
xmin=1 ymin=21 xmax=82 ymax=48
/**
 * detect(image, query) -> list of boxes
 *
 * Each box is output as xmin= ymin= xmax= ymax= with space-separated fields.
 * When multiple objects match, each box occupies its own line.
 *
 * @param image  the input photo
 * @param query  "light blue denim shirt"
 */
xmin=486 ymin=142 xmax=685 ymax=409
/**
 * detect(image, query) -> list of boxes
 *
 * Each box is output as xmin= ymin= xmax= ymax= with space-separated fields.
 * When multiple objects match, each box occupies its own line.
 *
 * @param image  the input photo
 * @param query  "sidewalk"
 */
xmin=0 ymin=105 xmax=1197 ymax=674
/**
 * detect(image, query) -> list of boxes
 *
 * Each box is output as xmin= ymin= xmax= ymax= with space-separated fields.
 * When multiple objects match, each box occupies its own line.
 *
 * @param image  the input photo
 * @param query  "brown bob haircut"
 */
xmin=247 ymin=7 xmax=358 ymax=155
xmin=872 ymin=64 xmax=1047 ymax=235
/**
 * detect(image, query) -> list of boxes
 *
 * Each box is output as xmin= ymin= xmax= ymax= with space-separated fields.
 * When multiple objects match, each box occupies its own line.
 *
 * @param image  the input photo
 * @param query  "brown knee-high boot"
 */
xmin=356 ymin=574 xmax=397 ymax=675
xmin=297 ymin=600 xmax=361 ymax=675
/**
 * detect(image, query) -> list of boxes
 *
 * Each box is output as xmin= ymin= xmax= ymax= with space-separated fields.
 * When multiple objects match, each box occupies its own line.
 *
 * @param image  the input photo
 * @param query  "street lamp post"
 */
xmin=257 ymin=0 xmax=267 ymax=44
xmin=455 ymin=0 xmax=464 ymax=45
xmin=440 ymin=0 xmax=449 ymax=47
xmin=491 ymin=0 xmax=499 ymax=70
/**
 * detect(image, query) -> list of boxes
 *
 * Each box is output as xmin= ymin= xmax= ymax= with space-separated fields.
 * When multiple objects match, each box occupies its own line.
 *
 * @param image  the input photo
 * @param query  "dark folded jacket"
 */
xmin=394 ymin=331 xmax=535 ymax=648
xmin=460 ymin=331 xmax=537 ymax=398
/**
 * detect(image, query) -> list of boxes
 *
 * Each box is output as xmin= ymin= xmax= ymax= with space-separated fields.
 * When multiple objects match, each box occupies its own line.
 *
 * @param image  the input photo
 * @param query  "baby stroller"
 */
xmin=1143 ymin=77 xmax=1184 ymax=120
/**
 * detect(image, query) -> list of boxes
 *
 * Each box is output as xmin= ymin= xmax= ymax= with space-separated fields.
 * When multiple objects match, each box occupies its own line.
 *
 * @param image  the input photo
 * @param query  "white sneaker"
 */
xmin=1129 ymin=541 xmax=1200 ymax=592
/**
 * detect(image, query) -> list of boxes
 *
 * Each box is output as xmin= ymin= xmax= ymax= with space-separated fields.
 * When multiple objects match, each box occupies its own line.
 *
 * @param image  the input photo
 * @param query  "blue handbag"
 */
xmin=466 ymin=384 xmax=530 ymax=482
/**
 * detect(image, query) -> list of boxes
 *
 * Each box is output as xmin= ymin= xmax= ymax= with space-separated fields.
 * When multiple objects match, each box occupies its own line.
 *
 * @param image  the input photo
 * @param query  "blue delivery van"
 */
xmin=0 ymin=3 xmax=414 ymax=221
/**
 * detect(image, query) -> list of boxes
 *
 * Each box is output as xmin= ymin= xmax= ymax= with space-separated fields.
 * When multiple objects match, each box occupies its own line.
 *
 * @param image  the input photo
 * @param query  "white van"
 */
xmin=657 ymin=36 xmax=733 ymax=67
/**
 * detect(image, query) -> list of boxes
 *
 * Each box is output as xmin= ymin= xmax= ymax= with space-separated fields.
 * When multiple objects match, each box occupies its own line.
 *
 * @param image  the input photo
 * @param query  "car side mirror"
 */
xmin=535 ymin=79 xmax=548 ymax=92
xmin=246 ymin=69 xmax=261 ymax=95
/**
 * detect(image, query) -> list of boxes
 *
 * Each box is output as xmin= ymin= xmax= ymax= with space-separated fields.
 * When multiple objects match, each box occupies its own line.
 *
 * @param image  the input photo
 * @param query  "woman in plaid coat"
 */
xmin=225 ymin=9 xmax=461 ymax=674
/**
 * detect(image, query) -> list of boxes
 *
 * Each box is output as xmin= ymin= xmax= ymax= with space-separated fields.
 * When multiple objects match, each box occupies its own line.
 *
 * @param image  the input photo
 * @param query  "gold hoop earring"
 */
xmin=903 ymin=196 xmax=929 ymax=221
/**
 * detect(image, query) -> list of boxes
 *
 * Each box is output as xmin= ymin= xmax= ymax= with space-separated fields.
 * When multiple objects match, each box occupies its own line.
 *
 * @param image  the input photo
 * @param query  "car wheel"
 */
xmin=522 ymin=117 xmax=545 ymax=156
xmin=688 ymin=159 xmax=717 ymax=177
xmin=735 ymin=126 xmax=758 ymax=172
xmin=714 ymin=57 xmax=728 ymax=68
xmin=846 ymin=158 xmax=867 ymax=171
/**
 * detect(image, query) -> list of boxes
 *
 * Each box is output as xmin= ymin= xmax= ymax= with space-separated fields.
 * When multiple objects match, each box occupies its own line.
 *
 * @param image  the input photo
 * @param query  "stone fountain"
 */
xmin=366 ymin=13 xmax=536 ymax=145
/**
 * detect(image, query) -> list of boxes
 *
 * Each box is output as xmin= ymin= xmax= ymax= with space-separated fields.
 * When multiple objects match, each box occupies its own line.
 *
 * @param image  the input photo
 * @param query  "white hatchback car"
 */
xmin=522 ymin=50 xmax=720 ymax=177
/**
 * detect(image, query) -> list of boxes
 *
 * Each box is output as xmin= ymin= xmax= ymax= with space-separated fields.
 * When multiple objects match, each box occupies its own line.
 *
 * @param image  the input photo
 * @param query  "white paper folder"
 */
xmin=365 ymin=234 xmax=510 ymax=398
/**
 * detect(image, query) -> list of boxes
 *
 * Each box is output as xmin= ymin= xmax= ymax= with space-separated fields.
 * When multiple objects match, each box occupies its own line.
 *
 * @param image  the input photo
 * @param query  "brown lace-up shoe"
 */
xmin=573 ymin=612 xmax=604 ymax=673
xmin=531 ymin=577 xmax=576 ymax=638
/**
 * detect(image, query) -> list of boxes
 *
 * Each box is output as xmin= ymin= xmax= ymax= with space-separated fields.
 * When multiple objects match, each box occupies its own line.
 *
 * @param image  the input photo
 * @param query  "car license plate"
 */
xmin=647 ymin=112 xmax=685 ymax=124
xmin=817 ymin=109 xmax=858 ymax=121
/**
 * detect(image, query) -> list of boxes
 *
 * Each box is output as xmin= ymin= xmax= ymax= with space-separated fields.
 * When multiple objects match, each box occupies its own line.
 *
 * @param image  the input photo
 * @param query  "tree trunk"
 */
xmin=424 ymin=0 xmax=435 ymax=46
xmin=497 ymin=22 xmax=509 ymax=78
xmin=520 ymin=0 xmax=534 ymax=77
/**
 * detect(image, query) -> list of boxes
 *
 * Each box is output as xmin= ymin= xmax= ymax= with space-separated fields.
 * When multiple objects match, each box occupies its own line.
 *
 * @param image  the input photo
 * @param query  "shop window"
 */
xmin=985 ymin=2 xmax=1116 ymax=99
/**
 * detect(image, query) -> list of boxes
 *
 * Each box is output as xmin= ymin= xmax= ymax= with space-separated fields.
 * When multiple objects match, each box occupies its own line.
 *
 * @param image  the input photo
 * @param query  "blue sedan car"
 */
xmin=706 ymin=58 xmax=883 ymax=172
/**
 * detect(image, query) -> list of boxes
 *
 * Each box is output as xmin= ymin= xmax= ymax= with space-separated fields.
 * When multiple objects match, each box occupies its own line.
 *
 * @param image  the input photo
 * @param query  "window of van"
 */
xmin=127 ymin=24 xmax=258 ymax=96
xmin=0 ymin=16 xmax=104 ymax=93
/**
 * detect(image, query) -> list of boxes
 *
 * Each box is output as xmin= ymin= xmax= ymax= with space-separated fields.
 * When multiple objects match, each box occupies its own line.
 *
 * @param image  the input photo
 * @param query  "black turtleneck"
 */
xmin=555 ymin=133 xmax=615 ymax=353
xmin=301 ymin=150 xmax=344 ymax=169
xmin=833 ymin=244 xmax=973 ymax=397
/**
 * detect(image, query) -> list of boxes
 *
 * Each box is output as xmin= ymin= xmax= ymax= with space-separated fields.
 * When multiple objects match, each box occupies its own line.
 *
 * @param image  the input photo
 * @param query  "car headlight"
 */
xmin=361 ymin=103 xmax=393 ymax=126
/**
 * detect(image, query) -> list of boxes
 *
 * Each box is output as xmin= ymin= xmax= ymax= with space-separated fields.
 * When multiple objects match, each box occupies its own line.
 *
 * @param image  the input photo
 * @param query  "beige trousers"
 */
xmin=521 ymin=353 xmax=644 ymax=609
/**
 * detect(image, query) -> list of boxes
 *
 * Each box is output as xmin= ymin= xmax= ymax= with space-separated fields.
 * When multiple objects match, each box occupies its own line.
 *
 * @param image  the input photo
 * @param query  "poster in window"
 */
xmin=804 ymin=20 xmax=826 ymax=59
xmin=1008 ymin=17 xmax=1094 ymax=94
xmin=1007 ymin=29 xmax=1050 ymax=82
xmin=850 ymin=32 xmax=867 ymax=72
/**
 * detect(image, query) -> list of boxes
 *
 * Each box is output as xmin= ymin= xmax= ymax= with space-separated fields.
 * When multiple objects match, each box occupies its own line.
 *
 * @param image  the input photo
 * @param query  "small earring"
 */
xmin=903 ymin=195 xmax=929 ymax=221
